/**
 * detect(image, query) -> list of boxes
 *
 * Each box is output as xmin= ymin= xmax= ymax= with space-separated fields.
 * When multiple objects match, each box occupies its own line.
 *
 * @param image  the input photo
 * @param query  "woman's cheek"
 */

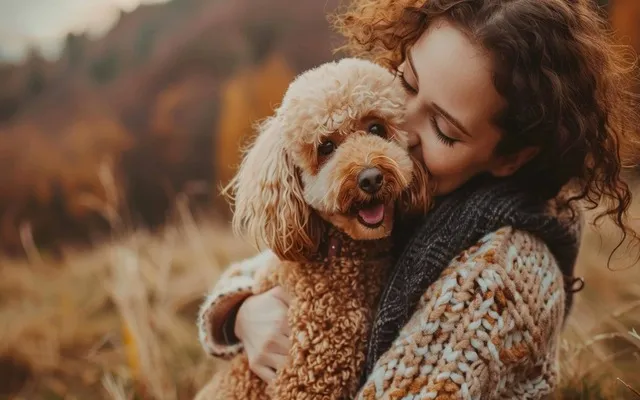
xmin=421 ymin=136 xmax=456 ymax=175
xmin=427 ymin=151 xmax=473 ymax=195
xmin=423 ymin=151 xmax=451 ymax=178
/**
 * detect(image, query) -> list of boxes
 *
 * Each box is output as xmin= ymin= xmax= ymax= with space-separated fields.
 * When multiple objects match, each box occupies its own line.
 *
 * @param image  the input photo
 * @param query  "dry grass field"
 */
xmin=0 ymin=177 xmax=639 ymax=400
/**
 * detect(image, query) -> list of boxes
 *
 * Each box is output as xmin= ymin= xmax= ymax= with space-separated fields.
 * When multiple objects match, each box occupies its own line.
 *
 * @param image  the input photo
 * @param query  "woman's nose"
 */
xmin=401 ymin=98 xmax=420 ymax=132
xmin=402 ymin=102 xmax=421 ymax=147
xmin=407 ymin=130 xmax=420 ymax=148
xmin=410 ymin=142 xmax=424 ymax=163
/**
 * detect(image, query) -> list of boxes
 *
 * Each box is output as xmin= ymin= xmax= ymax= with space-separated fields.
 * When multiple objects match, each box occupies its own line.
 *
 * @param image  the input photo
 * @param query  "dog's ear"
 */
xmin=224 ymin=116 xmax=322 ymax=261
xmin=397 ymin=155 xmax=432 ymax=218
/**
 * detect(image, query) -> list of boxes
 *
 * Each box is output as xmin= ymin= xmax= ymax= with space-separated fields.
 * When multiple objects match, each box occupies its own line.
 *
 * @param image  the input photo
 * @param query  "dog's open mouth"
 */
xmin=352 ymin=201 xmax=386 ymax=229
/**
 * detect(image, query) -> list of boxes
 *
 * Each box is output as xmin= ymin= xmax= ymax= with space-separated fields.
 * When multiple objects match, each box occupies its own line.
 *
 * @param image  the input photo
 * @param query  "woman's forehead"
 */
xmin=410 ymin=20 xmax=505 ymax=129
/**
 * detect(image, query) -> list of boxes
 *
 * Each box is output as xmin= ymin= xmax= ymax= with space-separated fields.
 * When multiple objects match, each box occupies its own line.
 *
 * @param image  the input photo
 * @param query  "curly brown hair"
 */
xmin=331 ymin=0 xmax=640 ymax=261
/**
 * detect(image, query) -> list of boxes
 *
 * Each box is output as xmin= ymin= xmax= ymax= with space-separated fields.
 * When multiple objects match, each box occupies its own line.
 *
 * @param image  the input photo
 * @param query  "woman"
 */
xmin=198 ymin=0 xmax=639 ymax=398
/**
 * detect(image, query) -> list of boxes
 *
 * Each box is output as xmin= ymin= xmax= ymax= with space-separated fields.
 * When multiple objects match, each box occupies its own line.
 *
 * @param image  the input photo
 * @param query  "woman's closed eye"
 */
xmin=397 ymin=70 xmax=418 ymax=94
xmin=431 ymin=115 xmax=459 ymax=147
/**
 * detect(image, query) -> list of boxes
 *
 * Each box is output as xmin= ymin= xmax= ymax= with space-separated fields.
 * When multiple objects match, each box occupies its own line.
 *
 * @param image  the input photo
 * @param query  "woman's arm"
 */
xmin=197 ymin=250 xmax=276 ymax=358
xmin=356 ymin=227 xmax=566 ymax=399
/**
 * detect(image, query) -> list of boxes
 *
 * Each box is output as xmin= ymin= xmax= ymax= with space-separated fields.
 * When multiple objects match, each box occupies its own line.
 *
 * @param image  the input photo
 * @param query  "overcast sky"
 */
xmin=0 ymin=0 xmax=169 ymax=62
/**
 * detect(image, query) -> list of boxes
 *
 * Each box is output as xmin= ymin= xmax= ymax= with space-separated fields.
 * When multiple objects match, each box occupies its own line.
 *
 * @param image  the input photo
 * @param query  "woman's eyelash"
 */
xmin=397 ymin=71 xmax=418 ymax=94
xmin=430 ymin=117 xmax=457 ymax=147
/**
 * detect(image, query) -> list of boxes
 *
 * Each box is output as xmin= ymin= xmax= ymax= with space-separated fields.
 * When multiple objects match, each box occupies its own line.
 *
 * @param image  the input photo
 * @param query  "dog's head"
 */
xmin=226 ymin=58 xmax=430 ymax=261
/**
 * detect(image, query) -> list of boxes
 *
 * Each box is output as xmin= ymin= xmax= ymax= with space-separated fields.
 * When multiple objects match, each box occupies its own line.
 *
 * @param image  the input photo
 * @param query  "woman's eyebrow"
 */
xmin=406 ymin=50 xmax=419 ymax=84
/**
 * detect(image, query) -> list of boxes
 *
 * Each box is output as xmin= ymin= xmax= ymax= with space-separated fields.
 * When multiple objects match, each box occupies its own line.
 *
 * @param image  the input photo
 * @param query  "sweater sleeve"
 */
xmin=197 ymin=249 xmax=277 ymax=359
xmin=356 ymin=227 xmax=566 ymax=399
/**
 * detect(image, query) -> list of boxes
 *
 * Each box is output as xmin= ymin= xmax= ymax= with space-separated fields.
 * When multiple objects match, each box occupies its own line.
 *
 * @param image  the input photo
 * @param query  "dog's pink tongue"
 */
xmin=358 ymin=203 xmax=385 ymax=225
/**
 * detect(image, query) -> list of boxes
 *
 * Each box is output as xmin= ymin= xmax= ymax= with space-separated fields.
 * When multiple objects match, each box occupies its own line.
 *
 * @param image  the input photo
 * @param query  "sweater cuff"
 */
xmin=198 ymin=276 xmax=253 ymax=359
xmin=221 ymin=300 xmax=241 ymax=345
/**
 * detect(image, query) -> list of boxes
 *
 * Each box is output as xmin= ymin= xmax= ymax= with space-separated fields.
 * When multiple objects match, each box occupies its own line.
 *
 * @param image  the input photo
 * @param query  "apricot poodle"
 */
xmin=198 ymin=58 xmax=431 ymax=400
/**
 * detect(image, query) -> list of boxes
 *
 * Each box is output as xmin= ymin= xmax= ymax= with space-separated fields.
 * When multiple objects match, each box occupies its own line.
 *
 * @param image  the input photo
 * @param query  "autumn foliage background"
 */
xmin=0 ymin=0 xmax=639 ymax=399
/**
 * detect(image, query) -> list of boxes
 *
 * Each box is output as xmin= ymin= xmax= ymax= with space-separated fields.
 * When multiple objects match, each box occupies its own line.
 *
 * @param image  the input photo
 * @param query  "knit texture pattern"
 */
xmin=356 ymin=226 xmax=566 ymax=399
xmin=362 ymin=175 xmax=581 ymax=380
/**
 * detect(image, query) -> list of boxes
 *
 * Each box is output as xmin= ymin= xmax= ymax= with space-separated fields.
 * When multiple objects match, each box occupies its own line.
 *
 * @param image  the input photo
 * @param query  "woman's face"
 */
xmin=398 ymin=19 xmax=533 ymax=196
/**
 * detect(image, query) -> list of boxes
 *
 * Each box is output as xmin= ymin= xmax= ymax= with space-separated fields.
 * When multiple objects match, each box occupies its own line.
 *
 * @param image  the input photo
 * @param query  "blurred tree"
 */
xmin=136 ymin=22 xmax=158 ymax=62
xmin=90 ymin=52 xmax=120 ymax=84
xmin=63 ymin=33 xmax=86 ymax=68
xmin=0 ymin=64 xmax=21 ymax=121
xmin=26 ymin=71 xmax=45 ymax=97
xmin=0 ymin=98 xmax=19 ymax=122
xmin=0 ymin=93 xmax=134 ymax=251
xmin=24 ymin=48 xmax=46 ymax=97
xmin=180 ymin=39 xmax=241 ymax=77
xmin=215 ymin=52 xmax=294 ymax=191
xmin=245 ymin=19 xmax=283 ymax=64
xmin=150 ymin=80 xmax=193 ymax=164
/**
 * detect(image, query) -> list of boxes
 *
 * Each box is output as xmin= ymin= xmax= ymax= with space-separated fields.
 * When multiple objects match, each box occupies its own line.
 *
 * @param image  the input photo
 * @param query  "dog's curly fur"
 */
xmin=199 ymin=58 xmax=431 ymax=400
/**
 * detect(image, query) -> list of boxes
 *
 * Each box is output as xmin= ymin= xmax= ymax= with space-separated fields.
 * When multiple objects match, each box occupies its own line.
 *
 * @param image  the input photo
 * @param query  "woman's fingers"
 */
xmin=270 ymin=334 xmax=291 ymax=355
xmin=272 ymin=286 xmax=293 ymax=306
xmin=249 ymin=348 xmax=288 ymax=382
xmin=250 ymin=340 xmax=289 ymax=383
xmin=265 ymin=353 xmax=289 ymax=371
xmin=280 ymin=317 xmax=292 ymax=338
xmin=252 ymin=365 xmax=277 ymax=384
xmin=236 ymin=287 xmax=293 ymax=384
xmin=270 ymin=287 xmax=293 ymax=337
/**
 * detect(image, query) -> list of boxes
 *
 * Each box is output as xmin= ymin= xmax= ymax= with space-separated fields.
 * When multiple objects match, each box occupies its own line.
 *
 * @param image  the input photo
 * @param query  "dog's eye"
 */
xmin=368 ymin=123 xmax=387 ymax=138
xmin=318 ymin=140 xmax=335 ymax=156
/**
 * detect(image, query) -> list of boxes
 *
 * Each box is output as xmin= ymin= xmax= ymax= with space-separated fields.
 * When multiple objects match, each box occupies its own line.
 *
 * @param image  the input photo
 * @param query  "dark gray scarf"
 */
xmin=361 ymin=174 xmax=582 ymax=382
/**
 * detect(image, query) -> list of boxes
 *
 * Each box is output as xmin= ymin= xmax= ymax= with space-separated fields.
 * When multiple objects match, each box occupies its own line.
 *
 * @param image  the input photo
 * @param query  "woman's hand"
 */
xmin=234 ymin=286 xmax=292 ymax=384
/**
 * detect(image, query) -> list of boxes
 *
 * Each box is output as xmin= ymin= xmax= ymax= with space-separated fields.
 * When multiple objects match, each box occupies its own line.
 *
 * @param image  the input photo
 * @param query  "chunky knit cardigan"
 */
xmin=361 ymin=175 xmax=582 ymax=385
xmin=198 ymin=186 xmax=582 ymax=399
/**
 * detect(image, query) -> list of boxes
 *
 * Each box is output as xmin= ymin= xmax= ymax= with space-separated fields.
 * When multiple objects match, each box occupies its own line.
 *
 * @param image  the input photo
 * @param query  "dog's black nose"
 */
xmin=358 ymin=167 xmax=383 ymax=194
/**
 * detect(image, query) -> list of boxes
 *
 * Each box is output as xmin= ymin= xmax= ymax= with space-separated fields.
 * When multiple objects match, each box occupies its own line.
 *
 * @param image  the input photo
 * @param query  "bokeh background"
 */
xmin=0 ymin=0 xmax=639 ymax=399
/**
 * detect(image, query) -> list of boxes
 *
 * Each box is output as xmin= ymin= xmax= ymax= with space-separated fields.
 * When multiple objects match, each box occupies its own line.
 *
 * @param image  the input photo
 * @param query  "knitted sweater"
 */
xmin=361 ymin=175 xmax=581 ymax=383
xmin=198 ymin=221 xmax=578 ymax=398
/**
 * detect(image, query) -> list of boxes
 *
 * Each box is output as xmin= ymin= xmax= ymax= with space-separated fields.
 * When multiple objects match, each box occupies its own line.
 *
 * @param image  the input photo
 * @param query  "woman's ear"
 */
xmin=489 ymin=146 xmax=540 ymax=177
xmin=224 ymin=116 xmax=322 ymax=261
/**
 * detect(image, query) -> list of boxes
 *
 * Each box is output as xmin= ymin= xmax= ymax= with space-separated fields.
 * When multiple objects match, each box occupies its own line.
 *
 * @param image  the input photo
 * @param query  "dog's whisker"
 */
xmin=369 ymin=155 xmax=411 ymax=187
